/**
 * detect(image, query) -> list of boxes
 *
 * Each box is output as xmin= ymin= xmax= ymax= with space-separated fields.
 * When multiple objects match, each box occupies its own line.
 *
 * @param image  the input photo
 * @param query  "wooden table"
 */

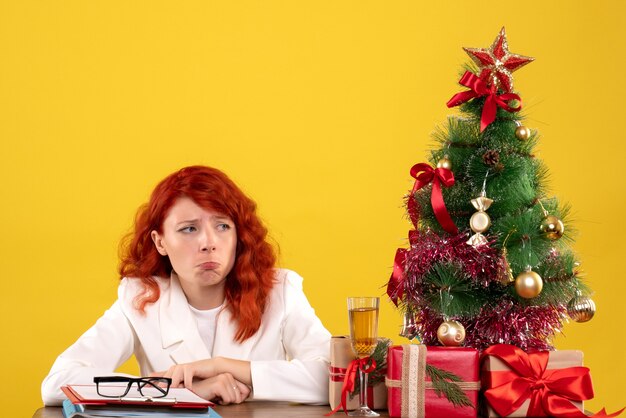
xmin=33 ymin=402 xmax=391 ymax=417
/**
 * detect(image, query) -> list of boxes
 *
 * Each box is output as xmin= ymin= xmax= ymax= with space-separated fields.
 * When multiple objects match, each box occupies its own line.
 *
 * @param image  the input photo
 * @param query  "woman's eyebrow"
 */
xmin=175 ymin=218 xmax=199 ymax=226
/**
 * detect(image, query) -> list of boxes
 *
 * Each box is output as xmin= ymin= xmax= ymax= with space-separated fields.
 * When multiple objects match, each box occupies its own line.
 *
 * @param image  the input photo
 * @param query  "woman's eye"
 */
xmin=217 ymin=223 xmax=231 ymax=231
xmin=178 ymin=226 xmax=197 ymax=233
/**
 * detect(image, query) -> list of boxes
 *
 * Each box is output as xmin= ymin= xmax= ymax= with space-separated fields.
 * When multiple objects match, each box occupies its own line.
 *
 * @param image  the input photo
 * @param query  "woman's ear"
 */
xmin=151 ymin=230 xmax=168 ymax=256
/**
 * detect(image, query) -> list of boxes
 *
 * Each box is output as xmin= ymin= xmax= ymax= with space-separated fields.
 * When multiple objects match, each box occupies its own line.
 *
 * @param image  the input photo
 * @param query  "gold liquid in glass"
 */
xmin=349 ymin=307 xmax=378 ymax=357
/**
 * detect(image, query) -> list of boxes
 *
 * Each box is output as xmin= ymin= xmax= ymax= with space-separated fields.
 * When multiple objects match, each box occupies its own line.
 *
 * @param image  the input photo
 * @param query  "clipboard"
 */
xmin=62 ymin=384 xmax=214 ymax=410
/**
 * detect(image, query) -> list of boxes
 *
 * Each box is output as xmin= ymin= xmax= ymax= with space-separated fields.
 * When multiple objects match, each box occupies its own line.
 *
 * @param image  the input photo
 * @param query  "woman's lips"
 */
xmin=199 ymin=262 xmax=219 ymax=270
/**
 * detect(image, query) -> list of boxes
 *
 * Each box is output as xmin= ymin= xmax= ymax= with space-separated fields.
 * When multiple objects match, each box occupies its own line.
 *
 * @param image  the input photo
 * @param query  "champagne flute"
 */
xmin=347 ymin=297 xmax=380 ymax=417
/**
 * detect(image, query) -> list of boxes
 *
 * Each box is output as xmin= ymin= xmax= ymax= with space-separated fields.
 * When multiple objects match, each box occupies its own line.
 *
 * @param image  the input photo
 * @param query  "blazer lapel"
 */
xmin=212 ymin=304 xmax=262 ymax=360
xmin=159 ymin=273 xmax=211 ymax=364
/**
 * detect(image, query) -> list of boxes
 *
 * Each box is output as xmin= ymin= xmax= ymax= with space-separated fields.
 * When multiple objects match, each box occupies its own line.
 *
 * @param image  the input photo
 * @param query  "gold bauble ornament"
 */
xmin=515 ymin=125 xmax=531 ymax=141
xmin=436 ymin=320 xmax=466 ymax=346
xmin=515 ymin=269 xmax=543 ymax=299
xmin=567 ymin=291 xmax=596 ymax=323
xmin=436 ymin=156 xmax=452 ymax=170
xmin=540 ymin=215 xmax=565 ymax=240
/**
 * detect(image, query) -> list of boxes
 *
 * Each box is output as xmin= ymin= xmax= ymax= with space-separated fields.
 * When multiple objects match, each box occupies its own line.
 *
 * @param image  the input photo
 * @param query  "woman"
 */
xmin=41 ymin=166 xmax=331 ymax=405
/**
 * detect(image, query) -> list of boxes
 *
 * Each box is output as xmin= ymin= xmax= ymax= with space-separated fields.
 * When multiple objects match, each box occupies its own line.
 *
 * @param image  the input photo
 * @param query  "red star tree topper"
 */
xmin=463 ymin=27 xmax=534 ymax=92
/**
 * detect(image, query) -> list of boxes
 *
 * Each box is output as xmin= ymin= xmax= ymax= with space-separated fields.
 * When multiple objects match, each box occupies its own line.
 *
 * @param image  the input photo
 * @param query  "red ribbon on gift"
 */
xmin=482 ymin=344 xmax=624 ymax=418
xmin=447 ymin=71 xmax=522 ymax=132
xmin=329 ymin=366 xmax=378 ymax=408
xmin=326 ymin=357 xmax=377 ymax=416
xmin=329 ymin=366 xmax=347 ymax=383
xmin=409 ymin=163 xmax=458 ymax=235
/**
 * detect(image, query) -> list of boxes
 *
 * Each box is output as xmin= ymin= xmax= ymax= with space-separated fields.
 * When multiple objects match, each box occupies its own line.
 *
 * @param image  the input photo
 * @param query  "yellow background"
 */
xmin=1 ymin=1 xmax=624 ymax=414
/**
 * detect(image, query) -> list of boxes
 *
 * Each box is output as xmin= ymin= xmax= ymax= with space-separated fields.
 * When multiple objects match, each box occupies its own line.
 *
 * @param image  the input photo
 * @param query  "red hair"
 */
xmin=118 ymin=166 xmax=277 ymax=342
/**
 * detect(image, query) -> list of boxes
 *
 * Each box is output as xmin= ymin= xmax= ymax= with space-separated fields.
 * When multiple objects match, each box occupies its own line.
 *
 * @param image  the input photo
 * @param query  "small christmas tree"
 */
xmin=387 ymin=28 xmax=596 ymax=351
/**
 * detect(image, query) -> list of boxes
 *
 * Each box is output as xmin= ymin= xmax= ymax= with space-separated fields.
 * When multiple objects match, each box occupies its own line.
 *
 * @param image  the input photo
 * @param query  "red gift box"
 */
xmin=386 ymin=345 xmax=479 ymax=418
xmin=481 ymin=344 xmax=593 ymax=418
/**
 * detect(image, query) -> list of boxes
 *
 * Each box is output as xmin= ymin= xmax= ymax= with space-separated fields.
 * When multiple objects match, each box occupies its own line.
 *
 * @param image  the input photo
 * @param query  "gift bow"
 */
xmin=446 ymin=71 xmax=522 ymax=132
xmin=409 ymin=163 xmax=458 ymax=235
xmin=482 ymin=344 xmax=624 ymax=418
xmin=326 ymin=357 xmax=377 ymax=416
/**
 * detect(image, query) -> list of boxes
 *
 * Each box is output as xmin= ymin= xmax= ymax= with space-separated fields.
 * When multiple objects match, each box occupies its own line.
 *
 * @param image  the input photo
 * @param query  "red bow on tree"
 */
xmin=386 ymin=231 xmax=418 ymax=306
xmin=388 ymin=164 xmax=457 ymax=306
xmin=408 ymin=163 xmax=458 ymax=235
xmin=447 ymin=71 xmax=522 ymax=132
xmin=387 ymin=247 xmax=408 ymax=306
xmin=482 ymin=344 xmax=624 ymax=418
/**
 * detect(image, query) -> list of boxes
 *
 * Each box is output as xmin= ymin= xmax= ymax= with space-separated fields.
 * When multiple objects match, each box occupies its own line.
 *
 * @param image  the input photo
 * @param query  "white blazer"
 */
xmin=41 ymin=269 xmax=331 ymax=406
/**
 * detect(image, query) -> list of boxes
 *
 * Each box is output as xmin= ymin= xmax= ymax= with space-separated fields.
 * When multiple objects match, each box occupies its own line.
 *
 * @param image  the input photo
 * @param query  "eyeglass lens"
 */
xmin=95 ymin=377 xmax=171 ymax=398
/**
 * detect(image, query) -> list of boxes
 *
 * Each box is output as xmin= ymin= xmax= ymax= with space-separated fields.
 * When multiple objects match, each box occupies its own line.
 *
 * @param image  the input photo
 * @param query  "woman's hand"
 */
xmin=192 ymin=373 xmax=251 ymax=404
xmin=151 ymin=361 xmax=250 ymax=404
xmin=152 ymin=357 xmax=252 ymax=389
xmin=152 ymin=359 xmax=218 ymax=389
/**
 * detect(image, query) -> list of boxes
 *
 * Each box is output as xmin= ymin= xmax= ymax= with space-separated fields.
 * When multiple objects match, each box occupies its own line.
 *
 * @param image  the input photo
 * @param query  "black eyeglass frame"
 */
xmin=93 ymin=376 xmax=173 ymax=398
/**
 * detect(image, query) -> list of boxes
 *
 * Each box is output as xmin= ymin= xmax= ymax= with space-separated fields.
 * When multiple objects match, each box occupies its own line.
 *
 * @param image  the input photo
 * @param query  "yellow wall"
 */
xmin=1 ymin=1 xmax=624 ymax=414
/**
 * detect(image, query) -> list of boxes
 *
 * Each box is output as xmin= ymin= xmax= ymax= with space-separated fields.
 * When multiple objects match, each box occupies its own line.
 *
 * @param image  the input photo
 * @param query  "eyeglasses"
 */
xmin=93 ymin=376 xmax=172 ymax=398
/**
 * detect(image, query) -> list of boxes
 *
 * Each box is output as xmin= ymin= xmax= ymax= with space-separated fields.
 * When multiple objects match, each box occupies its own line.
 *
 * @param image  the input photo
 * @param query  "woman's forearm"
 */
xmin=212 ymin=357 xmax=252 ymax=386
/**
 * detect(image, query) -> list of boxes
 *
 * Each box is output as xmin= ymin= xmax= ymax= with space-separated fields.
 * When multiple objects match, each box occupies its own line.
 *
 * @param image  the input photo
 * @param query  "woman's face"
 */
xmin=151 ymin=197 xmax=237 ymax=302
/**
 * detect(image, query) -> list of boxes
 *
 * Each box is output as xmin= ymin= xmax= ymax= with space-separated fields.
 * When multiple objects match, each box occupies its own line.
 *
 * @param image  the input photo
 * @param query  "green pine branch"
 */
xmin=425 ymin=364 xmax=474 ymax=408
xmin=422 ymin=262 xmax=486 ymax=317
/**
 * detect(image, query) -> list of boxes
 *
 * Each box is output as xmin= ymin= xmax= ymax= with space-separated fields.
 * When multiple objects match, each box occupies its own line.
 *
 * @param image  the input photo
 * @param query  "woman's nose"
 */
xmin=199 ymin=228 xmax=217 ymax=252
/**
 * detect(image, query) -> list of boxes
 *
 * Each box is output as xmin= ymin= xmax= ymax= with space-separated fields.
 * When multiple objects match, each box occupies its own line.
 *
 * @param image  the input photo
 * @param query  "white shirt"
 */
xmin=189 ymin=303 xmax=222 ymax=354
xmin=41 ymin=269 xmax=331 ymax=406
